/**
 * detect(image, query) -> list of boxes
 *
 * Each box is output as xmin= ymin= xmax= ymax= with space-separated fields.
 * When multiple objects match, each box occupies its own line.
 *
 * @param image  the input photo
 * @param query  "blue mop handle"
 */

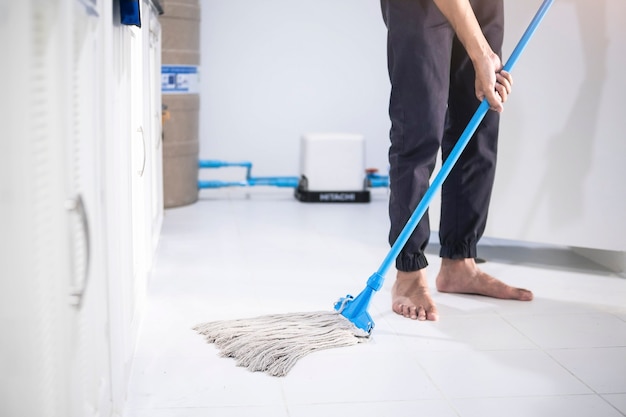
xmin=375 ymin=0 xmax=554 ymax=279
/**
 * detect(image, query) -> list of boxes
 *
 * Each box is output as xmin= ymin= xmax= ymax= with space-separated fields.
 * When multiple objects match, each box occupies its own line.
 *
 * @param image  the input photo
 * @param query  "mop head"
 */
xmin=193 ymin=310 xmax=370 ymax=377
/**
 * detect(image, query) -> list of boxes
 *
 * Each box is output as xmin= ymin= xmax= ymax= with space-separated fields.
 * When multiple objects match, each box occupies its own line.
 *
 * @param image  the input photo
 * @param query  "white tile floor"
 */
xmin=124 ymin=188 xmax=626 ymax=417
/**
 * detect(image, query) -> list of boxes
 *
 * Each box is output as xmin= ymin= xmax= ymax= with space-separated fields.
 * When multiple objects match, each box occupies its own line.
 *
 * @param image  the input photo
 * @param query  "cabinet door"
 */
xmin=127 ymin=1 xmax=164 ymax=352
xmin=64 ymin=1 xmax=113 ymax=416
xmin=148 ymin=3 xmax=164 ymax=243
xmin=0 ymin=1 xmax=111 ymax=416
xmin=0 ymin=2 xmax=73 ymax=416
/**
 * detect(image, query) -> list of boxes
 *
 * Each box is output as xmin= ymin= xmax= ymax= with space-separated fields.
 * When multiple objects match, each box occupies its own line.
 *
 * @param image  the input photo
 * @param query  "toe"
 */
xmin=392 ymin=302 xmax=403 ymax=316
xmin=427 ymin=308 xmax=439 ymax=321
xmin=517 ymin=288 xmax=534 ymax=301
xmin=417 ymin=306 xmax=426 ymax=321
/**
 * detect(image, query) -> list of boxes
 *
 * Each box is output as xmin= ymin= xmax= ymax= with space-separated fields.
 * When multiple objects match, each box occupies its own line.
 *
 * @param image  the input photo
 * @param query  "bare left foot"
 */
xmin=392 ymin=270 xmax=439 ymax=321
xmin=436 ymin=258 xmax=533 ymax=301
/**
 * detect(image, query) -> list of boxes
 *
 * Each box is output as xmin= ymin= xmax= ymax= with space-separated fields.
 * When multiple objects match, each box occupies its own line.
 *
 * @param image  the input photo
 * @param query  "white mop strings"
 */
xmin=194 ymin=310 xmax=370 ymax=377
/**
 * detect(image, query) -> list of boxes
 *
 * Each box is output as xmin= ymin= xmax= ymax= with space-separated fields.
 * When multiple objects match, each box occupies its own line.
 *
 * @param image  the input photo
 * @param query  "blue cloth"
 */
xmin=120 ymin=0 xmax=141 ymax=27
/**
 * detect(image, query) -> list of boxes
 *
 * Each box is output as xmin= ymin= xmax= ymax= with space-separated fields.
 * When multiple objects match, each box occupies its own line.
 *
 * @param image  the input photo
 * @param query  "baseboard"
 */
xmin=571 ymin=247 xmax=626 ymax=278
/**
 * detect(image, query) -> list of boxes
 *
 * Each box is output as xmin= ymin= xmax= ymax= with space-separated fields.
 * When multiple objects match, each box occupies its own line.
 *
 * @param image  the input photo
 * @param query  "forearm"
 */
xmin=433 ymin=0 xmax=511 ymax=111
xmin=432 ymin=0 xmax=492 ymax=63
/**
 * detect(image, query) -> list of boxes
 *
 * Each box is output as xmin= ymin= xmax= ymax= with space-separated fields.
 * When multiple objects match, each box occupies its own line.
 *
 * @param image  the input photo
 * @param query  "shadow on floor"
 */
xmin=425 ymin=236 xmax=618 ymax=277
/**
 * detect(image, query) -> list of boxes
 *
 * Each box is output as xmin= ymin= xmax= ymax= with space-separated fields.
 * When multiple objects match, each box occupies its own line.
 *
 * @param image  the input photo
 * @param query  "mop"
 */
xmin=194 ymin=0 xmax=554 ymax=377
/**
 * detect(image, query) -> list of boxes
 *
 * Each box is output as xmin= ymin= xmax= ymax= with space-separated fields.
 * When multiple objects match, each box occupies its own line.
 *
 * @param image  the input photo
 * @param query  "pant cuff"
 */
xmin=439 ymin=241 xmax=478 ymax=259
xmin=395 ymin=252 xmax=429 ymax=272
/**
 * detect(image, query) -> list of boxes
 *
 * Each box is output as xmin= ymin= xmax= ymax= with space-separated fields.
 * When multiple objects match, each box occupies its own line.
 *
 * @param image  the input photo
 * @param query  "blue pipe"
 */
xmin=198 ymin=177 xmax=300 ymax=189
xmin=198 ymin=160 xmax=252 ymax=169
xmin=198 ymin=160 xmax=253 ymax=179
xmin=247 ymin=177 xmax=300 ymax=187
xmin=198 ymin=180 xmax=249 ymax=188
xmin=198 ymin=159 xmax=300 ymax=189
xmin=366 ymin=173 xmax=389 ymax=188
xmin=336 ymin=0 xmax=555 ymax=334
xmin=199 ymin=159 xmax=391 ymax=190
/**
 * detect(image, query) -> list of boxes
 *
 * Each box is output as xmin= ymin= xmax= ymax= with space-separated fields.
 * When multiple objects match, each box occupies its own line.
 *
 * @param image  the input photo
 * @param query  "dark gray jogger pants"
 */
xmin=381 ymin=0 xmax=504 ymax=271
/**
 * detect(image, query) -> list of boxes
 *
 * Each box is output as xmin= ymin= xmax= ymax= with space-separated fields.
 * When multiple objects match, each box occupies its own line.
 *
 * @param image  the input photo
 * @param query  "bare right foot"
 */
xmin=436 ymin=258 xmax=533 ymax=301
xmin=391 ymin=270 xmax=439 ymax=321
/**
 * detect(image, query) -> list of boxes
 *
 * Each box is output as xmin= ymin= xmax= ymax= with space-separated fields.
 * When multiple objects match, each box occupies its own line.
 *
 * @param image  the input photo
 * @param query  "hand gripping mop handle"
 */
xmin=337 ymin=0 xmax=554 ymax=334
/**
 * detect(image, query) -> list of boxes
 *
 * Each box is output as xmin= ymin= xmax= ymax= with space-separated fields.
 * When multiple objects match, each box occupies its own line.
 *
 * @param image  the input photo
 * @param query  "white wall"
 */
xmin=198 ymin=0 xmax=626 ymax=266
xmin=490 ymin=0 xmax=626 ymax=253
xmin=199 ymin=0 xmax=390 ymax=177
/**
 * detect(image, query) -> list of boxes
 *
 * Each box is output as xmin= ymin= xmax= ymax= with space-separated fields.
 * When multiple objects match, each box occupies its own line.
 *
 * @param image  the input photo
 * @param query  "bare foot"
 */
xmin=392 ymin=270 xmax=439 ymax=321
xmin=436 ymin=258 xmax=533 ymax=301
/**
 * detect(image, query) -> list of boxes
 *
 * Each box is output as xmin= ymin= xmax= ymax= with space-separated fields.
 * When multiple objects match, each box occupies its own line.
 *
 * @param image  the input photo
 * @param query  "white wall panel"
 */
xmin=488 ymin=0 xmax=626 ymax=254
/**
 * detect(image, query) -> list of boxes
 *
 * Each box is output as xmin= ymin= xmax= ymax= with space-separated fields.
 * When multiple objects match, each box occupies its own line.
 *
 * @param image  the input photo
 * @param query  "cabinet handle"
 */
xmin=66 ymin=194 xmax=91 ymax=308
xmin=137 ymin=126 xmax=146 ymax=177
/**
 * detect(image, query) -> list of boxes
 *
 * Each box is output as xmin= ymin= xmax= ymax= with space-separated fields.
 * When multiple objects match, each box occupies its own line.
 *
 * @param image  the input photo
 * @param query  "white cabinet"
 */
xmin=0 ymin=2 xmax=76 ymax=416
xmin=0 ymin=1 xmax=163 ymax=416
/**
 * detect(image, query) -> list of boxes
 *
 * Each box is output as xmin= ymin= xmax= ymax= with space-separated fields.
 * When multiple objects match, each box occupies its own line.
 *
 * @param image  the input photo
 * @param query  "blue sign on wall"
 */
xmin=162 ymin=65 xmax=199 ymax=94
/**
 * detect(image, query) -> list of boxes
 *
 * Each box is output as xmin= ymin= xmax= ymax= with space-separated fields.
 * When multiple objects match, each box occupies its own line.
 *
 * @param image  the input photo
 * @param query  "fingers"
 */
xmin=481 ymin=89 xmax=504 ymax=113
xmin=480 ymin=70 xmax=513 ymax=113
xmin=498 ymin=69 xmax=513 ymax=91
xmin=495 ymin=70 xmax=513 ymax=104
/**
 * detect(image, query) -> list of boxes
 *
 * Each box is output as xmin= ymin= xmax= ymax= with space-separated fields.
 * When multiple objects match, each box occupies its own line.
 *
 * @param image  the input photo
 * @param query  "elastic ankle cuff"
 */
xmin=439 ymin=241 xmax=478 ymax=259
xmin=395 ymin=252 xmax=429 ymax=271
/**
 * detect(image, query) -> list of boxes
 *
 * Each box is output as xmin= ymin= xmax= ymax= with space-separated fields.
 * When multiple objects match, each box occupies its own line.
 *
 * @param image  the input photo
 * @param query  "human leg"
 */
xmin=438 ymin=0 xmax=503 ymax=259
xmin=436 ymin=0 xmax=532 ymax=300
xmin=381 ymin=0 xmax=454 ymax=319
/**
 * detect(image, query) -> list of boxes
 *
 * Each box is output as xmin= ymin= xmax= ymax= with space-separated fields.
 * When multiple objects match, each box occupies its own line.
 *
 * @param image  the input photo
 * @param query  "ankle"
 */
xmin=441 ymin=258 xmax=475 ymax=268
xmin=397 ymin=269 xmax=426 ymax=281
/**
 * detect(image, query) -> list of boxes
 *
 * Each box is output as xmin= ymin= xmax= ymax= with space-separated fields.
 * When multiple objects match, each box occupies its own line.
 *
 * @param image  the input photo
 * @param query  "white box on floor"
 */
xmin=296 ymin=133 xmax=370 ymax=203
xmin=299 ymin=133 xmax=366 ymax=191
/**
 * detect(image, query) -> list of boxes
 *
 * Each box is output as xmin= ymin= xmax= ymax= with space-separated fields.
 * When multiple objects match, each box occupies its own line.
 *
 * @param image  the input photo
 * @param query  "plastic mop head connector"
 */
xmin=334 ymin=272 xmax=384 ymax=334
